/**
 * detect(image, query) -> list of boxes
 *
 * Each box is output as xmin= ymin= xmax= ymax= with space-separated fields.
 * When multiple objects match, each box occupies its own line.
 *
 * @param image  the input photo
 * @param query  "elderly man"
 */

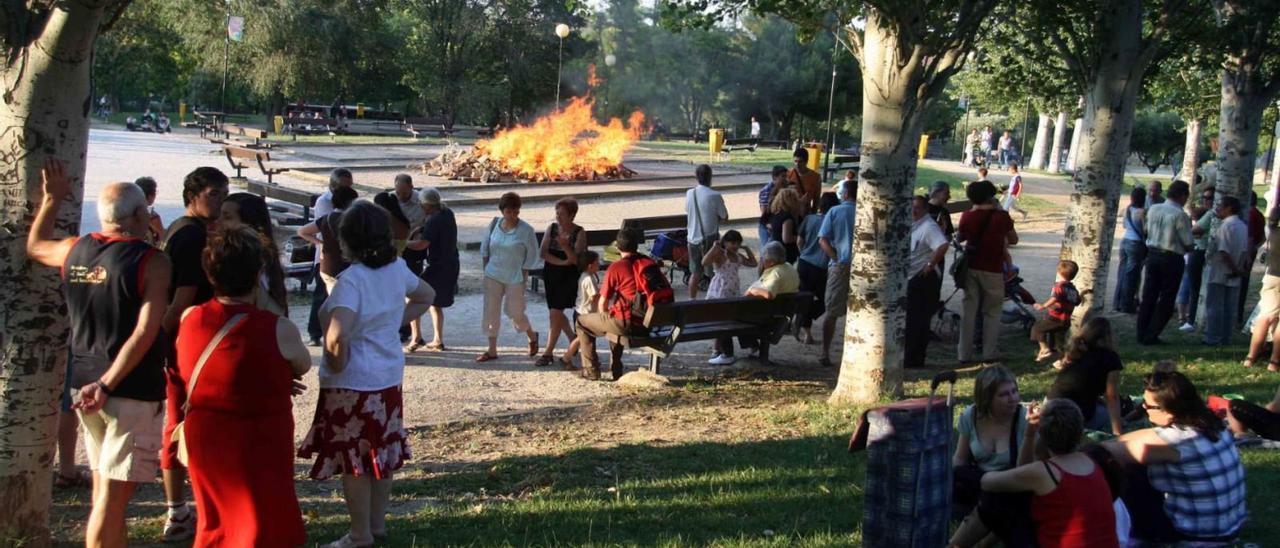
xmin=27 ymin=159 xmax=171 ymax=548
xmin=927 ymin=180 xmax=954 ymax=241
xmin=1136 ymin=179 xmax=1194 ymax=345
xmin=905 ymin=196 xmax=950 ymax=368
xmin=307 ymin=168 xmax=355 ymax=345
xmin=1147 ymin=180 xmax=1164 ymax=206
xmin=706 ymin=242 xmax=800 ymax=365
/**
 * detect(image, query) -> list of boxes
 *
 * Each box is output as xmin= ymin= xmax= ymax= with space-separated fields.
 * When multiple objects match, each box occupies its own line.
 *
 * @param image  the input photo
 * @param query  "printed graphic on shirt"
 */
xmin=66 ymin=265 xmax=108 ymax=285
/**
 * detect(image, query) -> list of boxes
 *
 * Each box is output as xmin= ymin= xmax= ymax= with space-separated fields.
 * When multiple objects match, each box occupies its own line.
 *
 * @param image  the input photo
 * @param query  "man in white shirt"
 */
xmin=750 ymin=116 xmax=761 ymax=139
xmin=307 ymin=168 xmax=354 ymax=345
xmin=905 ymin=195 xmax=949 ymax=368
xmin=685 ymin=164 xmax=728 ymax=299
xmin=1203 ymin=196 xmax=1250 ymax=346
xmin=395 ymin=173 xmax=426 ymax=230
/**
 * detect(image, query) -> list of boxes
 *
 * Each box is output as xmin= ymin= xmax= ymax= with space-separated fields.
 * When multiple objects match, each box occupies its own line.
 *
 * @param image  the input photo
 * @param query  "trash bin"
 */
xmin=918 ymin=134 xmax=930 ymax=160
xmin=804 ymin=142 xmax=824 ymax=172
xmin=273 ymin=115 xmax=284 ymax=134
xmin=356 ymin=103 xmax=365 ymax=118
xmin=708 ymin=128 xmax=725 ymax=154
xmin=179 ymin=102 xmax=187 ymax=124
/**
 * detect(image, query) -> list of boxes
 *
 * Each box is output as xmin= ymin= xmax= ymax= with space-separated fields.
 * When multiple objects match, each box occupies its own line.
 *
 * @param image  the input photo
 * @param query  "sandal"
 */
xmin=534 ymin=354 xmax=553 ymax=367
xmin=1269 ymin=360 xmax=1280 ymax=373
xmin=425 ymin=342 xmax=446 ymax=352
xmin=475 ymin=352 xmax=499 ymax=363
xmin=1035 ymin=350 xmax=1055 ymax=363
xmin=527 ymin=333 xmax=540 ymax=356
xmin=1243 ymin=355 xmax=1259 ymax=368
xmin=559 ymin=356 xmax=576 ymax=370
xmin=321 ymin=533 xmax=374 ymax=548
xmin=53 ymin=469 xmax=92 ymax=489
xmin=404 ymin=340 xmax=425 ymax=353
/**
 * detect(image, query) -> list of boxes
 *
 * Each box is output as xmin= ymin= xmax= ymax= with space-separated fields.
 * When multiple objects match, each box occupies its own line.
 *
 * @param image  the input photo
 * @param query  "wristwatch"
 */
xmin=95 ymin=380 xmax=113 ymax=396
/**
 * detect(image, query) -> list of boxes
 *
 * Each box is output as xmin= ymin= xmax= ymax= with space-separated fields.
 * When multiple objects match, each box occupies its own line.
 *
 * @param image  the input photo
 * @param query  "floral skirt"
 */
xmin=298 ymin=385 xmax=409 ymax=480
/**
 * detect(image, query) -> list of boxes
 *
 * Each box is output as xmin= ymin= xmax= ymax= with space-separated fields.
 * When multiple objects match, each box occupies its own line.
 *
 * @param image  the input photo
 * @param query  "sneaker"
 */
xmin=1178 ymin=322 xmax=1195 ymax=332
xmin=709 ymin=354 xmax=737 ymax=366
xmin=162 ymin=508 xmax=197 ymax=542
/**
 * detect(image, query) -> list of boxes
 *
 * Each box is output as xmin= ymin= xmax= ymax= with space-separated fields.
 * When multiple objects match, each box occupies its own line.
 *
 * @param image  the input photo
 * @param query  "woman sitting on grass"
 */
xmin=1104 ymin=371 xmax=1247 ymax=545
xmin=951 ymin=399 xmax=1120 ymax=548
xmin=1046 ymin=317 xmax=1124 ymax=436
xmin=950 ymin=366 xmax=1027 ymax=527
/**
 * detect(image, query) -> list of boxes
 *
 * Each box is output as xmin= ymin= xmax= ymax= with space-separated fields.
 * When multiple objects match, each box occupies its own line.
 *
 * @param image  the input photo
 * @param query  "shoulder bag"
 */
xmin=949 ymin=210 xmax=998 ymax=286
xmin=170 ymin=313 xmax=247 ymax=467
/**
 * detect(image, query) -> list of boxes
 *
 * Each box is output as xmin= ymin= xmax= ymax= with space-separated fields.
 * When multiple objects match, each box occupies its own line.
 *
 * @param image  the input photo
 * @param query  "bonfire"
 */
xmin=426 ymin=97 xmax=644 ymax=182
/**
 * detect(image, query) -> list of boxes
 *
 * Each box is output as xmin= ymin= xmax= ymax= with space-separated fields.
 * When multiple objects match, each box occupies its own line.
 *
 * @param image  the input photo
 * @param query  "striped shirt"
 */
xmin=1143 ymin=201 xmax=1194 ymax=254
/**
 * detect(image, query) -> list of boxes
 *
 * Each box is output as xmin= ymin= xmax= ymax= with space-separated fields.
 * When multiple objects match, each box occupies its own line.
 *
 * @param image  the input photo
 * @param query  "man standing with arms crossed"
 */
xmin=27 ymin=159 xmax=171 ymax=548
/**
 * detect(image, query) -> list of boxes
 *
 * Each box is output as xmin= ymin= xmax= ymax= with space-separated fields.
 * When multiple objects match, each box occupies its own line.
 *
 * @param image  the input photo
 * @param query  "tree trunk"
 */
xmin=1065 ymin=116 xmax=1084 ymax=172
xmin=1181 ymin=118 xmax=1202 ymax=181
xmin=1271 ymin=118 xmax=1280 ymax=203
xmin=1028 ymin=114 xmax=1052 ymax=170
xmin=1213 ymin=74 xmax=1272 ymax=203
xmin=1048 ymin=112 xmax=1068 ymax=173
xmin=0 ymin=3 xmax=111 ymax=543
xmin=829 ymin=10 xmax=934 ymax=404
xmin=1058 ymin=0 xmax=1152 ymax=327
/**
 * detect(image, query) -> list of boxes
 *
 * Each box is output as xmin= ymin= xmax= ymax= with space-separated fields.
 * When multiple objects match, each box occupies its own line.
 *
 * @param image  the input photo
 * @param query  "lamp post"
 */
xmin=554 ymin=23 xmax=570 ymax=109
xmin=604 ymin=53 xmax=616 ymax=111
xmin=822 ymin=29 xmax=839 ymax=184
xmin=221 ymin=0 xmax=231 ymax=114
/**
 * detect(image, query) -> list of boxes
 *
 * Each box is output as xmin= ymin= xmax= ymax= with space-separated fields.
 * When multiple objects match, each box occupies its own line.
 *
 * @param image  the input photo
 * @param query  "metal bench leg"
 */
xmin=759 ymin=340 xmax=771 ymax=365
xmin=650 ymin=353 xmax=661 ymax=375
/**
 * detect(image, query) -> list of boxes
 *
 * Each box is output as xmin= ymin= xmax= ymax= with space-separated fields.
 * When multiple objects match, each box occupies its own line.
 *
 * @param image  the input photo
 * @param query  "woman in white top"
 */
xmin=299 ymin=201 xmax=435 ymax=548
xmin=1113 ymin=186 xmax=1147 ymax=314
xmin=476 ymin=192 xmax=541 ymax=363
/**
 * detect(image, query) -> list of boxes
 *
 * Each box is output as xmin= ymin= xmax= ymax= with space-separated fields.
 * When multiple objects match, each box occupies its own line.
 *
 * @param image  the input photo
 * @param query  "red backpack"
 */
xmin=613 ymin=254 xmax=674 ymax=322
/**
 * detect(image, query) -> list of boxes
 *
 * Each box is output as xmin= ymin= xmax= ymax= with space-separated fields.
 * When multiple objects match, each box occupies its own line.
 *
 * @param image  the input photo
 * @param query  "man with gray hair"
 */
xmin=708 ymin=241 xmax=799 ymax=364
xmin=308 ymin=167 xmax=355 ymax=345
xmin=27 ymin=159 xmax=172 ymax=548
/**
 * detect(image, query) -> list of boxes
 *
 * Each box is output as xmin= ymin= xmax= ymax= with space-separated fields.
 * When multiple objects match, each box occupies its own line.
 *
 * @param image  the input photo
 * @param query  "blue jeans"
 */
xmin=1203 ymin=283 xmax=1240 ymax=345
xmin=757 ymin=223 xmax=771 ymax=247
xmin=1114 ymin=239 xmax=1147 ymax=313
xmin=1177 ymin=250 xmax=1206 ymax=323
xmin=307 ymin=264 xmax=327 ymax=341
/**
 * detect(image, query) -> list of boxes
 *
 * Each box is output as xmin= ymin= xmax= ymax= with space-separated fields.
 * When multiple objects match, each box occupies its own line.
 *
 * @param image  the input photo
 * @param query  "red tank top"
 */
xmin=176 ymin=300 xmax=294 ymax=416
xmin=1031 ymin=459 xmax=1120 ymax=548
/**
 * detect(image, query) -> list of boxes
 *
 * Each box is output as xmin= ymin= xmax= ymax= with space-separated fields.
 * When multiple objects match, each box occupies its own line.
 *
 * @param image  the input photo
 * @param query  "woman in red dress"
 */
xmin=176 ymin=226 xmax=312 ymax=547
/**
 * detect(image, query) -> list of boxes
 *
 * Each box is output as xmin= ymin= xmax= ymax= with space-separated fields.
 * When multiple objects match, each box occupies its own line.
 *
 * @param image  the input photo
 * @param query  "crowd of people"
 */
xmin=26 ymin=138 xmax=1280 ymax=547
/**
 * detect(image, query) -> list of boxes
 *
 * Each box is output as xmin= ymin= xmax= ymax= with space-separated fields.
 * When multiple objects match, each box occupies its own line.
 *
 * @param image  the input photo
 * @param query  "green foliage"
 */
xmin=1130 ymin=108 xmax=1185 ymax=173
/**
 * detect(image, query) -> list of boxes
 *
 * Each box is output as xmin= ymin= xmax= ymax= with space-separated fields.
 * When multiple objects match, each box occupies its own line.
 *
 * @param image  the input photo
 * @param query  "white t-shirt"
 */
xmin=750 ymin=121 xmax=761 ymax=138
xmin=319 ymin=257 xmax=422 ymax=391
xmin=576 ymin=271 xmax=599 ymax=315
xmin=909 ymin=215 xmax=948 ymax=277
xmin=685 ymin=185 xmax=728 ymax=245
xmin=312 ymin=190 xmax=334 ymax=265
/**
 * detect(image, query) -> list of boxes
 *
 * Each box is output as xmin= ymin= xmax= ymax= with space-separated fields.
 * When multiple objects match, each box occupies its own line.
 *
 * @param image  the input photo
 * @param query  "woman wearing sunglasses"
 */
xmin=1104 ymin=371 xmax=1246 ymax=545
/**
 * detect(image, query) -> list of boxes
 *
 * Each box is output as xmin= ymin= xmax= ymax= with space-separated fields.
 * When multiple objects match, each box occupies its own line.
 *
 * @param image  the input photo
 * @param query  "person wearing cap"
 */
xmin=412 ymin=187 xmax=459 ymax=351
xmin=956 ymin=179 xmax=1018 ymax=363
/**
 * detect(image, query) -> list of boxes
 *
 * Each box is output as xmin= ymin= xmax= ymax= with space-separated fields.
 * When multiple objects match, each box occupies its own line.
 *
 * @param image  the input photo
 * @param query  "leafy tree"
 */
xmin=1130 ymin=108 xmax=1185 ymax=173
xmin=1208 ymin=0 xmax=1280 ymax=204
xmin=92 ymin=1 xmax=185 ymax=111
xmin=392 ymin=0 xmax=491 ymax=126
xmin=1144 ymin=50 xmax=1222 ymax=179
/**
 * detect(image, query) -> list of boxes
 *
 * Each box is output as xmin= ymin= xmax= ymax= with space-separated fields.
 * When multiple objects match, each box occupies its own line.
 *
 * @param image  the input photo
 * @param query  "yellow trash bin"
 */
xmin=356 ymin=103 xmax=365 ymax=118
xmin=273 ymin=115 xmax=284 ymax=134
xmin=805 ymin=142 xmax=824 ymax=171
xmin=708 ymin=128 xmax=725 ymax=155
xmin=178 ymin=102 xmax=187 ymax=124
xmin=918 ymin=134 xmax=930 ymax=159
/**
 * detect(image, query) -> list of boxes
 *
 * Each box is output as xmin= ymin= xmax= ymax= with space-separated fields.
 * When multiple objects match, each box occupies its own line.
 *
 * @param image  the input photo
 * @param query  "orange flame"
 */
xmin=475 ymin=97 xmax=645 ymax=181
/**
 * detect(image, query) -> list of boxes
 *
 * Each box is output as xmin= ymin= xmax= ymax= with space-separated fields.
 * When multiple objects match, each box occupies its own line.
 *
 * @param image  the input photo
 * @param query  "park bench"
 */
xmin=608 ymin=292 xmax=812 ymax=373
xmin=234 ymin=179 xmax=321 ymax=283
xmin=622 ymin=214 xmax=699 ymax=284
xmin=822 ymin=154 xmax=860 ymax=181
xmin=404 ymin=116 xmax=454 ymax=139
xmin=192 ymin=111 xmax=223 ymax=139
xmin=720 ymin=137 xmax=759 ymax=154
xmin=283 ymin=116 xmax=338 ymax=139
xmin=222 ymin=123 xmax=269 ymax=148
xmin=528 ymin=228 xmax=618 ymax=293
xmin=223 ymin=146 xmax=289 ymax=185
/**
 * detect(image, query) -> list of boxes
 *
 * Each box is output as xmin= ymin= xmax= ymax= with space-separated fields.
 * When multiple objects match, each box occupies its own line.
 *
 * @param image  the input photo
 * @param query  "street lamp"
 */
xmin=221 ymin=0 xmax=231 ymax=114
xmin=604 ymin=53 xmax=616 ymax=110
xmin=555 ymin=24 xmax=571 ymax=109
xmin=822 ymin=30 xmax=839 ymax=184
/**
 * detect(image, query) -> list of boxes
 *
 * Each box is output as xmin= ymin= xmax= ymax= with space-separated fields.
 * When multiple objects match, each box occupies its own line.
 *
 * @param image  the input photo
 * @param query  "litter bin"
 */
xmin=356 ymin=103 xmax=365 ymax=118
xmin=918 ymin=134 xmax=930 ymax=160
xmin=273 ymin=115 xmax=284 ymax=134
xmin=708 ymin=128 xmax=725 ymax=155
xmin=178 ymin=102 xmax=187 ymax=124
xmin=804 ymin=142 xmax=824 ymax=172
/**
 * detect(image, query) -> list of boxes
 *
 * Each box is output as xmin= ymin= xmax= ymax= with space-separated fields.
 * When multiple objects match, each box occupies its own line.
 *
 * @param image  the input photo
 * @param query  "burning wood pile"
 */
xmin=424 ymin=97 xmax=645 ymax=183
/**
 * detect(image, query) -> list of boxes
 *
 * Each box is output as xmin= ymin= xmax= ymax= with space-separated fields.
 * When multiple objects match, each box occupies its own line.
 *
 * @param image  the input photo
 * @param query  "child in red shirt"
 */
xmin=1032 ymin=260 xmax=1081 ymax=362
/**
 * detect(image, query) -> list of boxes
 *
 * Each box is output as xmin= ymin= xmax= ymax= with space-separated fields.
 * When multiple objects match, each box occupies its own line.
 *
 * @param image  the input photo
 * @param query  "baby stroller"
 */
xmin=938 ymin=260 xmax=1037 ymax=356
xmin=651 ymin=230 xmax=692 ymax=285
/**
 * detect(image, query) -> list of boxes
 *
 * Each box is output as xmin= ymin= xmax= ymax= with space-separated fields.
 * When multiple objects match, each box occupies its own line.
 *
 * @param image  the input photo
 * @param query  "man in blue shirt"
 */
xmin=817 ymin=180 xmax=856 ymax=368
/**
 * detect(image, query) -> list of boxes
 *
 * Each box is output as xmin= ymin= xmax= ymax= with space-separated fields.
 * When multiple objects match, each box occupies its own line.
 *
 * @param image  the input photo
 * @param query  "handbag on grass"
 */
xmin=170 ymin=313 xmax=246 ymax=466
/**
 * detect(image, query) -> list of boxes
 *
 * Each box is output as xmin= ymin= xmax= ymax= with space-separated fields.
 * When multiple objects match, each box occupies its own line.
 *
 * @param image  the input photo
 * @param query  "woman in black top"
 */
xmin=1047 ymin=317 xmax=1124 ymax=435
xmin=768 ymin=187 xmax=804 ymax=264
xmin=537 ymin=198 xmax=586 ymax=367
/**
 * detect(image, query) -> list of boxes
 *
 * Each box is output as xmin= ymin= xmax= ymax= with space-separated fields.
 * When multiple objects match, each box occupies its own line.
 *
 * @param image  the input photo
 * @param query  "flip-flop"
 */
xmin=534 ymin=354 xmax=554 ymax=367
xmin=1243 ymin=355 xmax=1258 ymax=368
xmin=559 ymin=356 xmax=576 ymax=370
xmin=425 ymin=342 xmax=446 ymax=352
xmin=475 ymin=352 xmax=499 ymax=363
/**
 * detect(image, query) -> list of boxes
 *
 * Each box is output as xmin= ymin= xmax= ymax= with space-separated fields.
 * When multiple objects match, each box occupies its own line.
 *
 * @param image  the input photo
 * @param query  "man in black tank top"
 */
xmin=26 ymin=159 xmax=172 ymax=548
xmin=157 ymin=166 xmax=228 ymax=541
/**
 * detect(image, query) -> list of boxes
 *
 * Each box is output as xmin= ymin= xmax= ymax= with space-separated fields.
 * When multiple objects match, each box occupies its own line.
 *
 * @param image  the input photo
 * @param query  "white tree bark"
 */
xmin=828 ymin=6 xmax=979 ymax=404
xmin=1048 ymin=112 xmax=1068 ymax=174
xmin=1028 ymin=114 xmax=1052 ymax=170
xmin=1065 ymin=117 xmax=1084 ymax=172
xmin=1213 ymin=76 xmax=1271 ymax=203
xmin=0 ymin=3 xmax=113 ymax=542
xmin=1181 ymin=118 xmax=1202 ymax=181
xmin=1271 ymin=118 xmax=1280 ymax=196
xmin=1059 ymin=0 xmax=1154 ymax=327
